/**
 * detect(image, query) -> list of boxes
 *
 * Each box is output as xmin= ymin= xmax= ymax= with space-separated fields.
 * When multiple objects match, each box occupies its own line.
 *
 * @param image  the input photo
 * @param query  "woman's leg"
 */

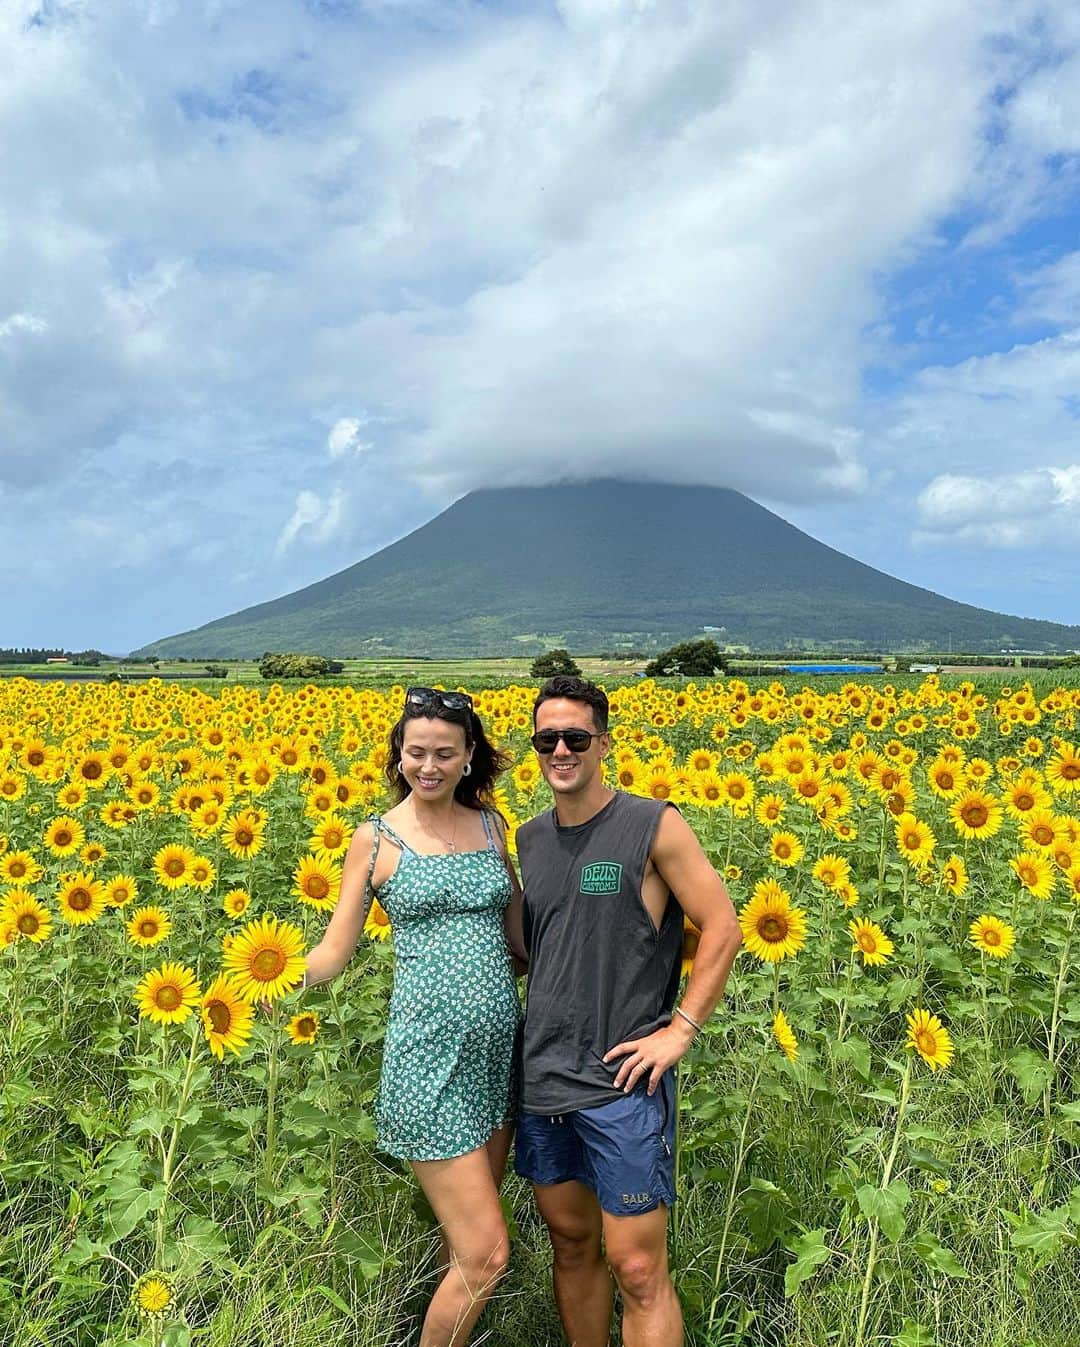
xmin=412 ymin=1145 xmax=511 ymax=1347
xmin=433 ymin=1123 xmax=514 ymax=1276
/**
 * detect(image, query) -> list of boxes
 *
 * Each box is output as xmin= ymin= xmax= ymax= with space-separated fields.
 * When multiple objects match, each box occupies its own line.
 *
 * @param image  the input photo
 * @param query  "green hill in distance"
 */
xmin=132 ymin=481 xmax=1080 ymax=658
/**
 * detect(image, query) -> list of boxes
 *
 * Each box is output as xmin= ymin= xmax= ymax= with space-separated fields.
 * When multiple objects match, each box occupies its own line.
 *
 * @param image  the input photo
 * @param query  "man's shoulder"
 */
xmin=517 ymin=809 xmax=552 ymax=846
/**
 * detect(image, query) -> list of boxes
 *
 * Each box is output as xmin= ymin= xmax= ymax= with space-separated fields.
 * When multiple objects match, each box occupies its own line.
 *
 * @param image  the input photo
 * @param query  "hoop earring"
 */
xmin=397 ymin=762 xmax=405 ymax=776
xmin=461 ymin=762 xmax=472 ymax=777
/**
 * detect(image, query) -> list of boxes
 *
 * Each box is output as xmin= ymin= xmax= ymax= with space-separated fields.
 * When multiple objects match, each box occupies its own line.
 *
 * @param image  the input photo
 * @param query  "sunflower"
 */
xmin=764 ymin=824 xmax=797 ymax=867
xmin=949 ymin=789 xmax=1003 ymax=840
xmin=680 ymin=916 xmax=700 ymax=977
xmin=0 ymin=772 xmax=26 ymax=802
xmin=812 ymin=854 xmax=851 ymax=889
xmin=834 ymin=879 xmax=860 ymax=908
xmin=772 ymin=1010 xmax=798 ymax=1063
xmin=642 ymin=762 xmax=676 ymax=802
xmin=44 ymin=815 xmax=86 ymax=857
xmin=969 ymin=914 xmax=1015 ymax=959
xmin=0 ymin=850 xmax=44 ymax=886
xmin=222 ymin=811 xmax=266 ymax=860
xmin=894 ymin=813 xmax=936 ymax=867
xmin=223 ymin=888 xmax=252 ymax=919
xmin=849 ymin=918 xmax=893 ymax=967
xmin=308 ymin=813 xmax=352 ymax=858
xmin=738 ymin=880 xmax=807 ymax=963
xmin=131 ymin=1271 xmax=177 ymax=1321
xmin=1009 ymin=851 xmax=1056 ymax=900
xmin=926 ymin=758 xmax=963 ymax=798
xmin=222 ymin=913 xmax=306 ymax=1002
xmin=287 ymin=1010 xmax=320 ymax=1045
xmin=718 ymin=772 xmax=755 ymax=813
xmin=692 ymin=768 xmax=725 ymax=808
xmin=1004 ymin=776 xmax=1050 ymax=818
xmin=57 ymin=781 xmax=88 ymax=809
xmin=69 ymin=749 xmax=107 ymax=786
xmin=1020 ymin=810 xmax=1064 ymax=852
xmin=127 ymin=905 xmax=172 ymax=947
xmin=941 ymin=854 xmax=969 ymax=897
xmin=187 ymin=855 xmax=216 ymax=891
xmin=152 ymin=843 xmax=196 ymax=890
xmin=134 ymin=962 xmax=201 ymax=1025
xmin=102 ymin=874 xmax=138 ymax=908
xmin=1046 ymin=740 xmax=1080 ymax=794
xmin=200 ymin=975 xmax=254 ymax=1058
xmin=365 ymin=898 xmax=393 ymax=941
xmin=905 ymin=1008 xmax=953 ymax=1071
xmin=292 ymin=853 xmax=342 ymax=912
xmin=1064 ymin=866 xmax=1080 ymax=903
xmin=754 ymin=793 xmax=787 ymax=826
xmin=57 ymin=872 xmax=106 ymax=925
xmin=3 ymin=892 xmax=52 ymax=943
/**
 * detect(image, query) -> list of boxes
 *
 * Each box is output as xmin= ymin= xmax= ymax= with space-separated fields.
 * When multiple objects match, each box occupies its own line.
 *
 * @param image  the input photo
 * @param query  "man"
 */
xmin=514 ymin=675 xmax=742 ymax=1347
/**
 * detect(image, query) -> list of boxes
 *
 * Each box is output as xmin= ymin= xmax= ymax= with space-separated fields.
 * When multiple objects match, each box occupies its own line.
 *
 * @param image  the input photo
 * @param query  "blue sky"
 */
xmin=3 ymin=0 xmax=1080 ymax=652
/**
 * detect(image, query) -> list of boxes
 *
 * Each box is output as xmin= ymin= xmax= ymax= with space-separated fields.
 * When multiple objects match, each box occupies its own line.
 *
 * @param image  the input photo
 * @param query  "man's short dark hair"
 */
xmin=533 ymin=675 xmax=609 ymax=732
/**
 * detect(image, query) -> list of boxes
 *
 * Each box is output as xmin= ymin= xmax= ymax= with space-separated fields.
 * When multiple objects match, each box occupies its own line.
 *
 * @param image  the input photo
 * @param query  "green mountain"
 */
xmin=133 ymin=481 xmax=1080 ymax=657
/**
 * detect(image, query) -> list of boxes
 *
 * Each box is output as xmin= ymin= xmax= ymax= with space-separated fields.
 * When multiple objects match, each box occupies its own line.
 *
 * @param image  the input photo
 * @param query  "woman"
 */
xmin=301 ymin=687 xmax=525 ymax=1347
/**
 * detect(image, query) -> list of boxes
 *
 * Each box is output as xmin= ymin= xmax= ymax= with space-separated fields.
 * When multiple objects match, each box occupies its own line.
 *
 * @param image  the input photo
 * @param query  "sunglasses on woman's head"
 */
xmin=530 ymin=728 xmax=604 ymax=754
xmin=404 ymin=687 xmax=473 ymax=712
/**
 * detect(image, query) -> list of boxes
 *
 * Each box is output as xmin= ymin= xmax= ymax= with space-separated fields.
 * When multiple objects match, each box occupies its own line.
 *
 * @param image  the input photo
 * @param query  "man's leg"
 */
xmin=602 ymin=1205 xmax=682 ymax=1347
xmin=533 ymin=1180 xmax=612 ymax=1347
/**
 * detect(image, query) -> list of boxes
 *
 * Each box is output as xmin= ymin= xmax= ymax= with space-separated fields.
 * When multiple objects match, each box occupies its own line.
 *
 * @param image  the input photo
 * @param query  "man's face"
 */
xmin=533 ymin=697 xmax=608 ymax=797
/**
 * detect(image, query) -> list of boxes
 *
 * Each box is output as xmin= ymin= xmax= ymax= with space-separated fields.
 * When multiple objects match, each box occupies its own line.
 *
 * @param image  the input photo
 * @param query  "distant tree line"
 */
xmin=0 ymin=647 xmax=67 ymax=663
xmin=0 ymin=648 xmax=111 ymax=665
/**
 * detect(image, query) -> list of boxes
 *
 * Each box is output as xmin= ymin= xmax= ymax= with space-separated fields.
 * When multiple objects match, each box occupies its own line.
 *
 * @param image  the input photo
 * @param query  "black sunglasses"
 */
xmin=531 ymin=728 xmax=605 ymax=754
xmin=405 ymin=686 xmax=473 ymax=713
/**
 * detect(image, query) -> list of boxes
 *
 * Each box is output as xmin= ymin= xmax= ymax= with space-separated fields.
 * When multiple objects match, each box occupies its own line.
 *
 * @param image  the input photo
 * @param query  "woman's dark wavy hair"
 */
xmin=385 ymin=700 xmax=511 ymax=810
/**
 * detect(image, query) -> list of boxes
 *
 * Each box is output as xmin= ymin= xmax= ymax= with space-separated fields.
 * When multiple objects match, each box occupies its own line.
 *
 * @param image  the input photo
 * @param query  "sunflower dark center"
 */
xmin=759 ymin=916 xmax=787 ymax=942
xmin=164 ymin=858 xmax=185 ymax=877
xmin=963 ymin=804 xmax=988 ymax=827
xmin=81 ymin=761 xmax=102 ymax=779
xmin=17 ymin=913 xmax=39 ymax=934
xmin=139 ymin=920 xmax=157 ymax=937
xmin=156 ymin=986 xmax=182 ymax=1011
xmin=69 ymin=888 xmax=92 ymax=910
xmin=983 ymin=928 xmax=1001 ymax=946
xmin=915 ymin=1029 xmax=936 ymax=1054
xmin=208 ymin=1001 xmax=232 ymax=1032
xmin=305 ymin=876 xmax=330 ymax=900
xmin=253 ymin=948 xmax=286 ymax=980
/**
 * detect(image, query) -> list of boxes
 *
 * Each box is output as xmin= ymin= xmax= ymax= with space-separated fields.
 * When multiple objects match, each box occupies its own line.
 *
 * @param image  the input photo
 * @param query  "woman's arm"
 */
xmin=303 ymin=822 xmax=378 ymax=985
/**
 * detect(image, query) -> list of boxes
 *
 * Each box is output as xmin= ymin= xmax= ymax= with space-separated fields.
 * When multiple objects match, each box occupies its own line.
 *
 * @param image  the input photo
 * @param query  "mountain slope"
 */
xmin=134 ymin=481 xmax=1080 ymax=657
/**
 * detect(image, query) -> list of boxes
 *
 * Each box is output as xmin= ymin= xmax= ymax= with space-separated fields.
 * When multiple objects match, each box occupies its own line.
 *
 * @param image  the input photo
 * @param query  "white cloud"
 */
xmin=327 ymin=417 xmax=371 ymax=459
xmin=275 ymin=487 xmax=349 ymax=554
xmin=915 ymin=465 xmax=1080 ymax=547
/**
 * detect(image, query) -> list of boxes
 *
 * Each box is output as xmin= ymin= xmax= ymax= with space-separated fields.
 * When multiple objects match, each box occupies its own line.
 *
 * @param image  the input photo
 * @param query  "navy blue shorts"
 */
xmin=514 ymin=1071 xmax=677 ymax=1217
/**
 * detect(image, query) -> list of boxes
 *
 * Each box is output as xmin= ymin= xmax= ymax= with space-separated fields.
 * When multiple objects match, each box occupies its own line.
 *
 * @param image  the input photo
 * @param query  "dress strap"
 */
xmin=480 ymin=809 xmax=500 ymax=852
xmin=371 ymin=817 xmax=417 ymax=856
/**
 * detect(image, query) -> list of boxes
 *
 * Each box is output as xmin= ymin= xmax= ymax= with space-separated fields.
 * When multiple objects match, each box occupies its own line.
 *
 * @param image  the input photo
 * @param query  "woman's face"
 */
xmin=399 ymin=716 xmax=472 ymax=803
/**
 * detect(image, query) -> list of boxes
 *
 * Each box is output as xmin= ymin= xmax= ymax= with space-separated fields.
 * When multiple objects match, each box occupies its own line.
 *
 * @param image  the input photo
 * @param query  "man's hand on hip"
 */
xmin=603 ymin=1020 xmax=696 ymax=1095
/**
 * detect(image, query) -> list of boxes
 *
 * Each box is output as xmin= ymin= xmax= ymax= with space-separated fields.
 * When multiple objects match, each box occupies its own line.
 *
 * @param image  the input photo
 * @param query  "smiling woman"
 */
xmin=295 ymin=687 xmax=525 ymax=1347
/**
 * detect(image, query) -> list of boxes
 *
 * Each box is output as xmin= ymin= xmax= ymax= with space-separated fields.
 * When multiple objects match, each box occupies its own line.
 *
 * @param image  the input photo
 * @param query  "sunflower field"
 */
xmin=1 ymin=673 xmax=1079 ymax=1347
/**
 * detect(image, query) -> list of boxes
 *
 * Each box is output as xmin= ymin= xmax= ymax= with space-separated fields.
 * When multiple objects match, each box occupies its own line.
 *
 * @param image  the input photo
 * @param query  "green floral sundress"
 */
xmin=370 ymin=814 xmax=521 ymax=1161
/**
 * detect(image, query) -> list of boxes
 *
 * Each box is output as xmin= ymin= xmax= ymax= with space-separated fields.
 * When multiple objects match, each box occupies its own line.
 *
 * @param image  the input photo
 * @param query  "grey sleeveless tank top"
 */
xmin=517 ymin=791 xmax=683 ymax=1114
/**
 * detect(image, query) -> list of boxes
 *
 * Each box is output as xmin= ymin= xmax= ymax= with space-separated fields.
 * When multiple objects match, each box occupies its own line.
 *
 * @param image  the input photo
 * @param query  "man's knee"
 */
xmin=548 ymin=1220 xmax=603 ymax=1270
xmin=607 ymin=1244 xmax=669 ymax=1308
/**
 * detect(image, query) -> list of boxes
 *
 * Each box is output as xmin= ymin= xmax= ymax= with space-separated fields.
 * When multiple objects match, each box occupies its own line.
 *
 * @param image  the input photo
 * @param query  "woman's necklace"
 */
xmin=419 ymin=807 xmax=458 ymax=852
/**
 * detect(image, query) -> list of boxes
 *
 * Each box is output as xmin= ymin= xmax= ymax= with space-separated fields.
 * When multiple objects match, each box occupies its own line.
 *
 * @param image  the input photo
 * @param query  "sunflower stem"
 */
xmin=706 ymin=1051 xmax=764 ymax=1338
xmin=852 ymin=1058 xmax=912 ymax=1347
xmin=263 ymin=1003 xmax=282 ymax=1192
xmin=1032 ymin=903 xmax=1076 ymax=1200
xmin=155 ymin=1025 xmax=200 ymax=1266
